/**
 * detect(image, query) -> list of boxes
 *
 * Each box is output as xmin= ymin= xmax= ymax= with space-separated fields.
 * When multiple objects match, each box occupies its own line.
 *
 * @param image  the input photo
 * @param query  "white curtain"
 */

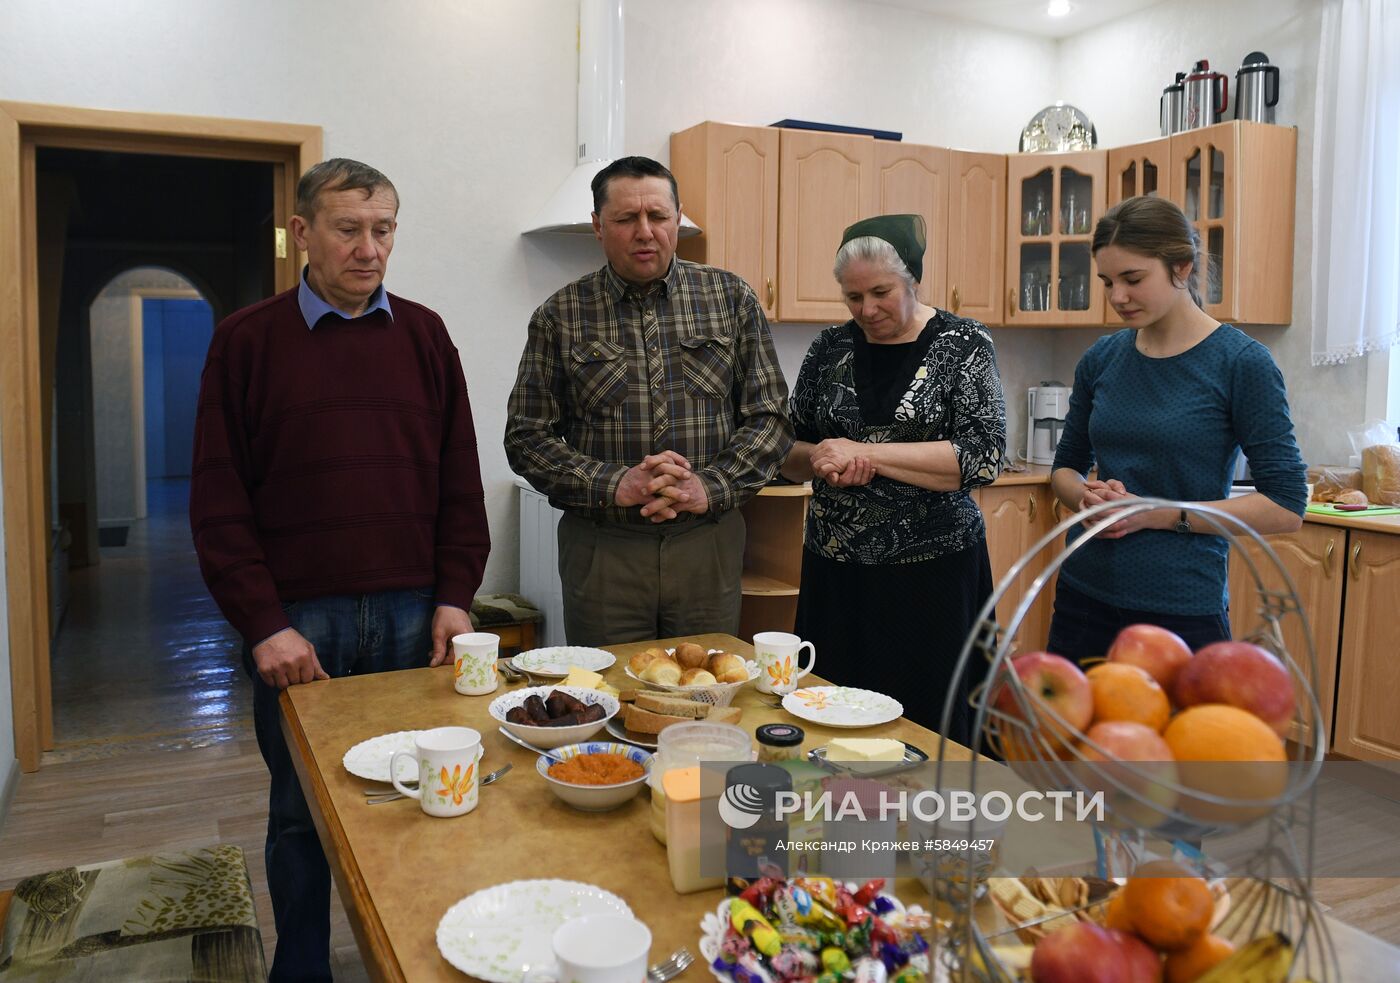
xmin=1311 ymin=0 xmax=1400 ymax=365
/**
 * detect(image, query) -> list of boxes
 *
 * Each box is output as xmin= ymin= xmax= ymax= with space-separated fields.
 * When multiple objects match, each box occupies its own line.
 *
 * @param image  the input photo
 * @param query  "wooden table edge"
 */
xmin=281 ymin=688 xmax=406 ymax=983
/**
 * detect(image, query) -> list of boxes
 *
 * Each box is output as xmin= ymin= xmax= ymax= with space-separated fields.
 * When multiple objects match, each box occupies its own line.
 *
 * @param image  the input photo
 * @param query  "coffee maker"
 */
xmin=1027 ymin=384 xmax=1071 ymax=465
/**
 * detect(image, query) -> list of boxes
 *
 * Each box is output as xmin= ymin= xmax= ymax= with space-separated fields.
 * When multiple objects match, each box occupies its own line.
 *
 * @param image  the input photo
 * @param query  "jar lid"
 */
xmin=755 ymin=723 xmax=805 ymax=748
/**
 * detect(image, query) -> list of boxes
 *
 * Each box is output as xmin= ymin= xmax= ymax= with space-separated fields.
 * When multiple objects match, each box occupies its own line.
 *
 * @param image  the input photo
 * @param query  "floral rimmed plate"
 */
xmin=436 ymin=879 xmax=632 ymax=982
xmin=511 ymin=646 xmax=616 ymax=677
xmin=781 ymin=686 xmax=904 ymax=729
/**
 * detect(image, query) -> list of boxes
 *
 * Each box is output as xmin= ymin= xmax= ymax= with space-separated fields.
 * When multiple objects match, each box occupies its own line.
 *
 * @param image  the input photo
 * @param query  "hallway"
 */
xmin=50 ymin=477 xmax=248 ymax=758
xmin=0 ymin=478 xmax=370 ymax=979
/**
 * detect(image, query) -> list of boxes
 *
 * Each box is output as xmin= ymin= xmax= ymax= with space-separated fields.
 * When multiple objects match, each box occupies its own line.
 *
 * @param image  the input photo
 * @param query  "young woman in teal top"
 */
xmin=1048 ymin=196 xmax=1307 ymax=662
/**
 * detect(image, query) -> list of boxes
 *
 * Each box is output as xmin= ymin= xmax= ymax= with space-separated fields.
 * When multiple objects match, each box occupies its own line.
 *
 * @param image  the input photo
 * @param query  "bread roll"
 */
xmin=628 ymin=648 xmax=663 ymax=675
xmin=708 ymin=652 xmax=748 ymax=684
xmin=639 ymin=657 xmax=682 ymax=685
xmin=1337 ymin=488 xmax=1370 ymax=506
xmin=675 ymin=642 xmax=710 ymax=670
xmin=679 ymin=667 xmax=717 ymax=687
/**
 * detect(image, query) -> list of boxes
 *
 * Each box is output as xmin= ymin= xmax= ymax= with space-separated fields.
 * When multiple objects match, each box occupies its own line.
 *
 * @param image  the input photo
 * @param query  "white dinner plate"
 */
xmin=436 ymin=879 xmax=632 ymax=983
xmin=780 ymin=686 xmax=904 ymax=729
xmin=510 ymin=646 xmax=616 ymax=678
xmin=343 ymin=730 xmax=486 ymax=784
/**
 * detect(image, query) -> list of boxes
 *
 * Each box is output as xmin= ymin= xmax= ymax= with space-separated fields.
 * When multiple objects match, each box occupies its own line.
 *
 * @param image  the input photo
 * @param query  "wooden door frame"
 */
xmin=0 ymin=102 xmax=321 ymax=772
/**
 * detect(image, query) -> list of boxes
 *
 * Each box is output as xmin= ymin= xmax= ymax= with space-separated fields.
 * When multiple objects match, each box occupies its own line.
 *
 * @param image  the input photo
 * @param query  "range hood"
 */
xmin=523 ymin=0 xmax=699 ymax=237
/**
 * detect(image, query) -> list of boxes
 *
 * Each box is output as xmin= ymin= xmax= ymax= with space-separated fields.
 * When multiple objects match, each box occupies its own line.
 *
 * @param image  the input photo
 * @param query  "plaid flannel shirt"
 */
xmin=506 ymin=259 xmax=793 ymax=525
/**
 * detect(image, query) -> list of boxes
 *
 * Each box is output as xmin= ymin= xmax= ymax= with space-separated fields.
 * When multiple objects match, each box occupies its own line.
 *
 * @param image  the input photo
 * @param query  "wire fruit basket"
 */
xmin=928 ymin=498 xmax=1337 ymax=982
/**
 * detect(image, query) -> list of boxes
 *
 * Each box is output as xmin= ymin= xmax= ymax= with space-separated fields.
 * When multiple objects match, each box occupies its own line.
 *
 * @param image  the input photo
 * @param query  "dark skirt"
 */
xmin=793 ymin=540 xmax=994 ymax=749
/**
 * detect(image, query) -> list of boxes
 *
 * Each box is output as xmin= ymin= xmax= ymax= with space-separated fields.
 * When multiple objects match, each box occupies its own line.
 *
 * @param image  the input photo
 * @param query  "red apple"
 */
xmin=1031 ymin=922 xmax=1130 ymax=983
xmin=1107 ymin=928 xmax=1163 ymax=982
xmin=1173 ymin=641 xmax=1296 ymax=737
xmin=1108 ymin=624 xmax=1193 ymax=693
xmin=1078 ymin=721 xmax=1179 ymax=829
xmin=993 ymin=652 xmax=1094 ymax=754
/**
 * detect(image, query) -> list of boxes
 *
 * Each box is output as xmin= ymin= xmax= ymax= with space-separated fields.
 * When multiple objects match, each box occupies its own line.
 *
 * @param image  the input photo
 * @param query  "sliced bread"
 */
xmin=623 ymin=702 xmax=743 ymax=734
xmin=634 ymin=692 xmax=710 ymax=718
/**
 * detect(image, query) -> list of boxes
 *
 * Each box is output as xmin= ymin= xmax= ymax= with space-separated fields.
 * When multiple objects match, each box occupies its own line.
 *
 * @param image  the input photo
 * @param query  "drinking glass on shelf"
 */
xmin=1062 ymin=190 xmax=1077 ymax=235
xmin=1071 ymin=274 xmax=1090 ymax=310
xmin=1021 ymin=269 xmax=1039 ymax=311
xmin=1077 ymin=208 xmax=1092 ymax=234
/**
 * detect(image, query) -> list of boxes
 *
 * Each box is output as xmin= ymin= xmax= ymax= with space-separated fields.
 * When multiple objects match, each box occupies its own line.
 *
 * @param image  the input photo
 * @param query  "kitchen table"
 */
xmin=281 ymin=633 xmax=1400 ymax=981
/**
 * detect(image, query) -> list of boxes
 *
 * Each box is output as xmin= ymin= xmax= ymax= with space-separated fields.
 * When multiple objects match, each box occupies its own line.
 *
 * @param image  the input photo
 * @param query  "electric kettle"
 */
xmin=1182 ymin=59 xmax=1228 ymax=130
xmin=1235 ymin=51 xmax=1280 ymax=124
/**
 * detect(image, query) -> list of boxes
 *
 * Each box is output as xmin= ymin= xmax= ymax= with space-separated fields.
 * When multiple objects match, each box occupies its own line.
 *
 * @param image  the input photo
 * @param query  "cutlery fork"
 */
xmin=366 ymin=762 xmax=513 ymax=804
xmin=647 ymin=947 xmax=694 ymax=983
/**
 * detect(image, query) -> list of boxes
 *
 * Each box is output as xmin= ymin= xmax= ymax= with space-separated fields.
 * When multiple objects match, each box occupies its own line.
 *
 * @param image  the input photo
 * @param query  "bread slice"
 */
xmin=634 ymin=692 xmax=710 ymax=718
xmin=623 ymin=702 xmax=743 ymax=734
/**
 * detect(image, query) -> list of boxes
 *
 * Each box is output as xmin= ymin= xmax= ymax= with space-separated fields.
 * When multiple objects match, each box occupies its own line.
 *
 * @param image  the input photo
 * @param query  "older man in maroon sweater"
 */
xmin=190 ymin=158 xmax=490 ymax=981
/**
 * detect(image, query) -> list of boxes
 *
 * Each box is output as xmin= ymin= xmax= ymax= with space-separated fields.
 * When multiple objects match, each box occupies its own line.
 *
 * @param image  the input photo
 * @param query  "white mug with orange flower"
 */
xmin=390 ymin=726 xmax=483 ymax=817
xmin=752 ymin=631 xmax=816 ymax=695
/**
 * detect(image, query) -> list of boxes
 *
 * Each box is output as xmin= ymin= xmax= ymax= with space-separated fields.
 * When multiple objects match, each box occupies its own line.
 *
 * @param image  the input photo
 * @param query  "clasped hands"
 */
xmin=615 ymin=450 xmax=710 ymax=523
xmin=1078 ymin=478 xmax=1159 ymax=538
xmin=808 ymin=437 xmax=875 ymax=487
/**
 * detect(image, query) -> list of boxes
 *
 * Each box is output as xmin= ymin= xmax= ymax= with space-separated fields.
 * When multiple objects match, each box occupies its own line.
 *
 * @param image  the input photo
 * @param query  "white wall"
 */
xmin=1055 ymin=0 xmax=1362 ymax=467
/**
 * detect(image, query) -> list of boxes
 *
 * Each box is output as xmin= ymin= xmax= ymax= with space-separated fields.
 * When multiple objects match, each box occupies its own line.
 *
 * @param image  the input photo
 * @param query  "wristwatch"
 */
xmin=1175 ymin=509 xmax=1192 ymax=534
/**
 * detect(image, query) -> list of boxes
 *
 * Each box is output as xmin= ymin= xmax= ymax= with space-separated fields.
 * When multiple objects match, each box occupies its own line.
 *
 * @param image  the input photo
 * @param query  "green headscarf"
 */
xmin=838 ymin=213 xmax=927 ymax=283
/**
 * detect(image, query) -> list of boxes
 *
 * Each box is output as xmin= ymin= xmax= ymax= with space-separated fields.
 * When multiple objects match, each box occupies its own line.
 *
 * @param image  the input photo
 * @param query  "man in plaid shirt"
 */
xmin=506 ymin=157 xmax=792 ymax=645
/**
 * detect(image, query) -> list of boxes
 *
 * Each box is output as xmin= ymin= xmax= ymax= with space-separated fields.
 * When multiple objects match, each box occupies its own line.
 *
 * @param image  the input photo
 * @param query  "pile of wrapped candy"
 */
xmin=714 ymin=877 xmax=931 ymax=983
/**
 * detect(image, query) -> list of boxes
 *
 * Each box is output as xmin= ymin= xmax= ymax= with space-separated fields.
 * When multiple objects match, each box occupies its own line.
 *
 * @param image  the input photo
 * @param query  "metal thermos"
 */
xmin=1160 ymin=72 xmax=1185 ymax=136
xmin=1235 ymin=51 xmax=1280 ymax=123
xmin=1182 ymin=59 xmax=1229 ymax=130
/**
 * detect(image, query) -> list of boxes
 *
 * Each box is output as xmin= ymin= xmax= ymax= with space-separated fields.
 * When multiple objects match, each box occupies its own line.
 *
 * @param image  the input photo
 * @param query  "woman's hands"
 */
xmin=808 ymin=437 xmax=876 ymax=487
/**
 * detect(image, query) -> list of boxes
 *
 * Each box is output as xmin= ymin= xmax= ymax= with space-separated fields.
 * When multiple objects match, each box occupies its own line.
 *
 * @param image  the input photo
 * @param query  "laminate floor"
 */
xmin=0 ymin=478 xmax=370 ymax=980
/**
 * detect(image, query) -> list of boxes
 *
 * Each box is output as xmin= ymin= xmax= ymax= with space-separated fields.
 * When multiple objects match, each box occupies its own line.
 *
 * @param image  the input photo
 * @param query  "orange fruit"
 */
xmin=1102 ymin=890 xmax=1136 ymax=933
xmin=1121 ymin=861 xmax=1214 ymax=952
xmin=1162 ymin=705 xmax=1288 ymax=824
xmin=1087 ymin=662 xmax=1171 ymax=731
xmin=1165 ymin=933 xmax=1235 ymax=982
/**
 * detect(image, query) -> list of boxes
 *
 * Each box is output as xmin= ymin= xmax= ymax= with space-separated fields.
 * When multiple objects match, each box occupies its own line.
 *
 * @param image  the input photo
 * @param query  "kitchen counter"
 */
xmin=990 ymin=466 xmax=1400 ymax=535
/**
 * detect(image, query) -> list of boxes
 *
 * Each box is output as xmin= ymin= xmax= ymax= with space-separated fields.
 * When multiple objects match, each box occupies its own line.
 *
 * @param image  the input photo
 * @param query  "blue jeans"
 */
xmin=1046 ymin=582 xmax=1231 ymax=666
xmin=244 ymin=588 xmax=434 ymax=982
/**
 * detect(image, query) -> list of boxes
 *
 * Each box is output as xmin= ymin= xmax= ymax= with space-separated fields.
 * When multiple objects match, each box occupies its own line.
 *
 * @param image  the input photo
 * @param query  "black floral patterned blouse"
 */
xmin=789 ymin=313 xmax=1006 ymax=565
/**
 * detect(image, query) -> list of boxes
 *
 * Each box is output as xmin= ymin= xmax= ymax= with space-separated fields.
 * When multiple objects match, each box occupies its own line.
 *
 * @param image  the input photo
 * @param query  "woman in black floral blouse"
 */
xmin=781 ymin=214 xmax=1006 ymax=742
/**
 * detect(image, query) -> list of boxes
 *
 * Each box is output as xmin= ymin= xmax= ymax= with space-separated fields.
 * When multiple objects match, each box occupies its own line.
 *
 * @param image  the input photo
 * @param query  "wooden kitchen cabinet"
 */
xmin=1332 ymin=530 xmax=1400 ymax=761
xmin=671 ymin=122 xmax=781 ymax=319
xmin=946 ymin=151 xmax=1007 ymax=324
xmin=736 ymin=483 xmax=811 ymax=644
xmin=976 ymin=483 xmax=1062 ymax=653
xmin=1108 ymin=137 xmax=1170 ymax=206
xmin=777 ymin=128 xmax=877 ymax=323
xmin=1168 ymin=120 xmax=1296 ymax=324
xmin=874 ymin=141 xmax=950 ymax=309
xmin=1226 ymin=522 xmax=1343 ymax=749
xmin=1004 ymin=150 xmax=1107 ymax=327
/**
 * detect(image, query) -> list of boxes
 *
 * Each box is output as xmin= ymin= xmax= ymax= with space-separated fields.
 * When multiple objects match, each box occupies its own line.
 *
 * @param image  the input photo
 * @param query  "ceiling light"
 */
xmin=1047 ymin=0 xmax=1073 ymax=16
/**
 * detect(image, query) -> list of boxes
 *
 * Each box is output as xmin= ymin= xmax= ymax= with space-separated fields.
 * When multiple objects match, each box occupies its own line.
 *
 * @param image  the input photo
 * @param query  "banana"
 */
xmin=1194 ymin=931 xmax=1294 ymax=983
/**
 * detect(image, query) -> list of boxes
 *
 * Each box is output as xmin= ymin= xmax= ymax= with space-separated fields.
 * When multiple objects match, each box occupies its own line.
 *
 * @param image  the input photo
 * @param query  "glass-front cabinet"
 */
xmin=1171 ymin=127 xmax=1234 ymax=315
xmin=1105 ymin=138 xmax=1172 ymax=325
xmin=1004 ymin=151 xmax=1107 ymax=326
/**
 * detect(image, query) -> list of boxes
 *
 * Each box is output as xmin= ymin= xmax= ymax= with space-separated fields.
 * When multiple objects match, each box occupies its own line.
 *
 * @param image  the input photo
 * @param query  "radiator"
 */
xmin=515 ymin=478 xmax=566 ymax=647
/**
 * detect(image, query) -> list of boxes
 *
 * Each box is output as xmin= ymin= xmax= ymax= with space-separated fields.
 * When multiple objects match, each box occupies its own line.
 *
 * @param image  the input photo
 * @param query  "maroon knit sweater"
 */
xmin=189 ymin=287 xmax=490 ymax=645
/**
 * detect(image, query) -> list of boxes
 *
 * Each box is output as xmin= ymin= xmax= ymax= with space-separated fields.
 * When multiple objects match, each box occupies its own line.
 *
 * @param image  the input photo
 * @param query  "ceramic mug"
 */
xmin=390 ymin=726 xmax=483 ymax=818
xmin=752 ymin=631 xmax=816 ymax=695
xmin=452 ymin=631 xmax=500 ymax=696
xmin=522 ymin=914 xmax=652 ymax=983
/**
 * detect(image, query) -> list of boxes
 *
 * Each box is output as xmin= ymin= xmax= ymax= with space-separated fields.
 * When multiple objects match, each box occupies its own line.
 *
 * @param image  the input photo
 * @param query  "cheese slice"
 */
xmin=826 ymin=737 xmax=906 ymax=762
xmin=597 ymin=683 xmax=620 ymax=698
xmin=561 ymin=666 xmax=604 ymax=690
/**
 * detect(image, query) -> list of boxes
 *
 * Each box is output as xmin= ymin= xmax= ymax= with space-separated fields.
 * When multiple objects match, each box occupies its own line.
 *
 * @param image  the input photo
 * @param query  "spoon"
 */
xmin=497 ymin=726 xmax=564 ymax=765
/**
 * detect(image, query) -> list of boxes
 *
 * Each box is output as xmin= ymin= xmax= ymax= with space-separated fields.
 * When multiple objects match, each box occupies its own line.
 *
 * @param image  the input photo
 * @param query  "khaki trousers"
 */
xmin=557 ymin=508 xmax=745 ymax=647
